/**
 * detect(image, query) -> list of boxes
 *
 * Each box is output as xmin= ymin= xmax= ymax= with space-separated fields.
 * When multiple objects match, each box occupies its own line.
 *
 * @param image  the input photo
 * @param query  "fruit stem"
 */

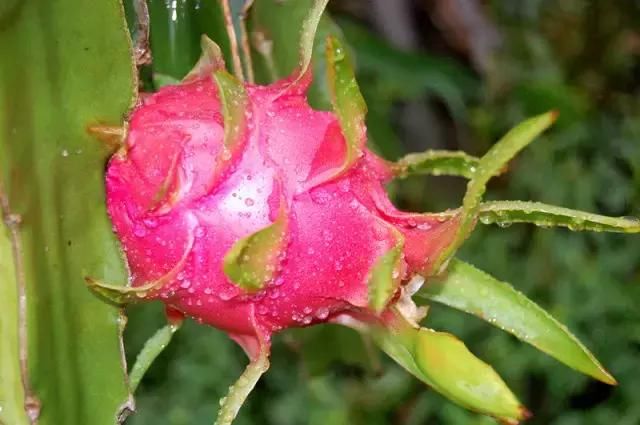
xmin=128 ymin=320 xmax=183 ymax=392
xmin=214 ymin=346 xmax=270 ymax=425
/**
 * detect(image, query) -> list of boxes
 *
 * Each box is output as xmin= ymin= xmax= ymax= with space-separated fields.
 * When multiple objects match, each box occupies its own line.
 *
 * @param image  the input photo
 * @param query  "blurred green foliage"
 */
xmin=124 ymin=1 xmax=640 ymax=424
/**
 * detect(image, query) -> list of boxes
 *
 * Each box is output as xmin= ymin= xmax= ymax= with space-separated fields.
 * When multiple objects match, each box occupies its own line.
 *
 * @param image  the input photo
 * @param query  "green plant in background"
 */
xmin=2 ymin=1 xmax=639 ymax=425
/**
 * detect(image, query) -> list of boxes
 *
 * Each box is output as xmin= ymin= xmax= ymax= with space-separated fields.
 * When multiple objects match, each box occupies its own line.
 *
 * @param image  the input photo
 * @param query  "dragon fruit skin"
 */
xmin=105 ymin=71 xmax=459 ymax=353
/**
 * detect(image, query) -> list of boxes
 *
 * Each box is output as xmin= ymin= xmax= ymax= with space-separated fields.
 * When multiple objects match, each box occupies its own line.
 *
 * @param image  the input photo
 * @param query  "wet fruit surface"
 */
xmin=106 ymin=72 xmax=459 ymax=350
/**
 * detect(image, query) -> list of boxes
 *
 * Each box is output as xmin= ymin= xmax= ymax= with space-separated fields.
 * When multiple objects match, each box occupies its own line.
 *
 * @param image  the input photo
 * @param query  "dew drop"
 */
xmin=311 ymin=189 xmax=331 ymax=204
xmin=316 ymin=307 xmax=329 ymax=320
xmin=417 ymin=222 xmax=432 ymax=231
xmin=143 ymin=217 xmax=158 ymax=228
xmin=219 ymin=291 xmax=233 ymax=301
xmin=338 ymin=180 xmax=350 ymax=193
xmin=133 ymin=224 xmax=147 ymax=237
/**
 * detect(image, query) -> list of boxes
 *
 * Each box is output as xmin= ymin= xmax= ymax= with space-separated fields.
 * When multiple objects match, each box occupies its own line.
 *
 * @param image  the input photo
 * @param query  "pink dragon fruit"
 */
xmin=87 ymin=20 xmax=636 ymax=423
xmin=104 ymin=40 xmax=460 ymax=360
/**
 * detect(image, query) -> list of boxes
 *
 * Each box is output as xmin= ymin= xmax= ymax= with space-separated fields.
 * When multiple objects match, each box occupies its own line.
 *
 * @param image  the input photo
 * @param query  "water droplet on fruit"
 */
xmin=316 ymin=307 xmax=329 ymax=320
xmin=338 ymin=180 xmax=350 ymax=192
xmin=219 ymin=291 xmax=233 ymax=301
xmin=133 ymin=224 xmax=147 ymax=237
xmin=143 ymin=218 xmax=158 ymax=228
xmin=417 ymin=222 xmax=431 ymax=231
xmin=311 ymin=188 xmax=331 ymax=204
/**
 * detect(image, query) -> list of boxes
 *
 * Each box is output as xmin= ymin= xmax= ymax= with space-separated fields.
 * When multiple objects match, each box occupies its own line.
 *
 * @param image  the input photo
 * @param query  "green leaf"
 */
xmin=223 ymin=208 xmax=287 ymax=293
xmin=416 ymin=259 xmax=617 ymax=385
xmin=129 ymin=321 xmax=182 ymax=393
xmin=214 ymin=346 xmax=270 ymax=425
xmin=0 ymin=0 xmax=136 ymax=423
xmin=372 ymin=312 xmax=528 ymax=423
xmin=214 ymin=69 xmax=248 ymax=151
xmin=433 ymin=111 xmax=558 ymax=273
xmin=183 ymin=35 xmax=226 ymax=82
xmin=476 ymin=201 xmax=640 ymax=233
xmin=325 ymin=35 xmax=367 ymax=176
xmin=392 ymin=150 xmax=481 ymax=179
xmin=368 ymin=231 xmax=404 ymax=313
xmin=297 ymin=0 xmax=330 ymax=78
xmin=85 ymin=223 xmax=195 ymax=305
xmin=249 ymin=0 xmax=345 ymax=109
xmin=0 ymin=222 xmax=29 ymax=425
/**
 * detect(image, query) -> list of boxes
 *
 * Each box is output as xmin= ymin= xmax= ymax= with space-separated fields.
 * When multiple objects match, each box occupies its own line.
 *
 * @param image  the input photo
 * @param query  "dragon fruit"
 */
xmin=104 ymin=42 xmax=459 ymax=359
xmin=86 ymin=4 xmax=639 ymax=423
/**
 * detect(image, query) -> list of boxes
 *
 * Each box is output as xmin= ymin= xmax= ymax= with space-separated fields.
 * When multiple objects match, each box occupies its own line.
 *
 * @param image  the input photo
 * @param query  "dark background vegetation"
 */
xmin=124 ymin=1 xmax=640 ymax=424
